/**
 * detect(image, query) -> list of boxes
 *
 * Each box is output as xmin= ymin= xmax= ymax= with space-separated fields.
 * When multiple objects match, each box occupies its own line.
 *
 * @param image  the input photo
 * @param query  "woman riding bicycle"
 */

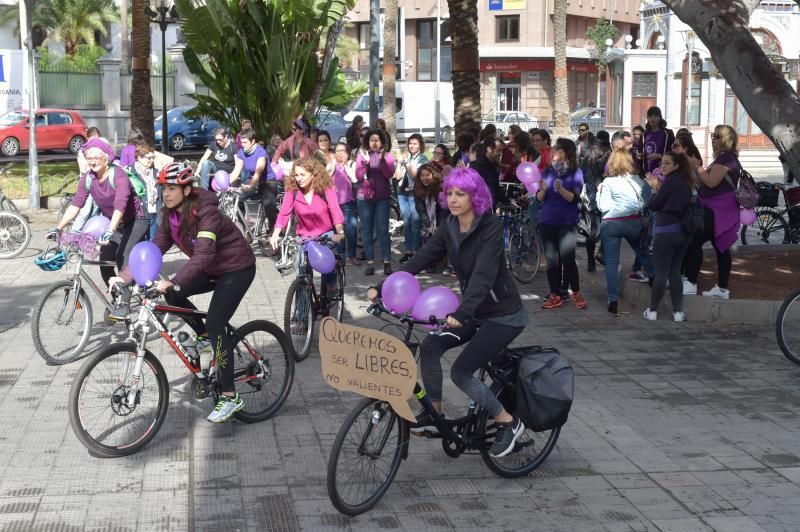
xmin=269 ymin=158 xmax=345 ymax=325
xmin=110 ymin=162 xmax=257 ymax=424
xmin=51 ymin=137 xmax=149 ymax=287
xmin=368 ymin=167 xmax=528 ymax=458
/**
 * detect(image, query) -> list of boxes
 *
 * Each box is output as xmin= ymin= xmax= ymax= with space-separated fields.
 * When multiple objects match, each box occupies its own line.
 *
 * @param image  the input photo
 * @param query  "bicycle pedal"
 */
xmin=412 ymin=429 xmax=442 ymax=439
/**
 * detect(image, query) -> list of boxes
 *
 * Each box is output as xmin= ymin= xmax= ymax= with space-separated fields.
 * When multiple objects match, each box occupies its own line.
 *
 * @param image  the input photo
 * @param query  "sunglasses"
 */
xmin=291 ymin=127 xmax=301 ymax=132
xmin=215 ymin=137 xmax=225 ymax=142
xmin=578 ymin=128 xmax=588 ymax=133
xmin=434 ymin=151 xmax=444 ymax=155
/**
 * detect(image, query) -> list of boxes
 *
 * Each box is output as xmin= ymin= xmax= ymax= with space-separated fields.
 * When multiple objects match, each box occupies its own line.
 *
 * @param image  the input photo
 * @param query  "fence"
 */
xmin=38 ymin=72 xmax=103 ymax=109
xmin=120 ymin=73 xmax=175 ymax=111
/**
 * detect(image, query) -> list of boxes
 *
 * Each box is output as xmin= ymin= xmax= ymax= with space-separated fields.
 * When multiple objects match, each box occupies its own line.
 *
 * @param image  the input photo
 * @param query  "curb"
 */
xmin=619 ymin=244 xmax=787 ymax=325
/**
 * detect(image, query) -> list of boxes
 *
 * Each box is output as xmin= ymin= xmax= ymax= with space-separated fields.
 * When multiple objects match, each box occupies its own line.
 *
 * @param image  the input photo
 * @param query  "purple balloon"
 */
xmin=740 ymin=208 xmax=756 ymax=226
xmin=271 ymin=163 xmax=285 ymax=181
xmin=81 ymin=215 xmax=110 ymax=238
xmin=524 ymin=181 xmax=539 ymax=195
xmin=306 ymin=241 xmax=336 ymax=274
xmin=412 ymin=286 xmax=460 ymax=327
xmin=129 ymin=241 xmax=163 ymax=286
xmin=383 ymin=272 xmax=421 ymax=313
xmin=516 ymin=162 xmax=541 ymax=185
xmin=212 ymin=170 xmax=230 ymax=191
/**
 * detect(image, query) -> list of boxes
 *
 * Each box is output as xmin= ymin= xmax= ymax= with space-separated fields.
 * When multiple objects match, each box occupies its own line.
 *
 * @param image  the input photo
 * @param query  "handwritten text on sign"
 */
xmin=319 ymin=317 xmax=417 ymax=421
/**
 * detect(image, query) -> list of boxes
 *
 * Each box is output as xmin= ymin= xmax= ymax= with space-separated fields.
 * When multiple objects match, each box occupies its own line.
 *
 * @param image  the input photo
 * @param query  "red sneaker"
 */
xmin=542 ymin=294 xmax=562 ymax=309
xmin=572 ymin=291 xmax=587 ymax=309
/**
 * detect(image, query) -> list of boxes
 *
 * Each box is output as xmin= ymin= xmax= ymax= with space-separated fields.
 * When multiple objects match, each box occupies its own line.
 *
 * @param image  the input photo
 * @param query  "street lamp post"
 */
xmin=145 ymin=1 xmax=178 ymax=154
xmin=21 ymin=0 xmax=38 ymax=209
xmin=435 ymin=0 xmax=441 ymax=144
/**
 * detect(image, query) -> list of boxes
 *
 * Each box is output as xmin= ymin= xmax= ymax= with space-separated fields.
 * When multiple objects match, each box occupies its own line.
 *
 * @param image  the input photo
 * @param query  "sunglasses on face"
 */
xmin=215 ymin=137 xmax=225 ymax=142
xmin=578 ymin=129 xmax=588 ymax=133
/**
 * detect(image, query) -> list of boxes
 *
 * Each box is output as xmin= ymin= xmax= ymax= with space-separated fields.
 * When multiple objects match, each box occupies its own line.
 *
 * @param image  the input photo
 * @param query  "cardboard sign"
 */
xmin=319 ymin=317 xmax=417 ymax=421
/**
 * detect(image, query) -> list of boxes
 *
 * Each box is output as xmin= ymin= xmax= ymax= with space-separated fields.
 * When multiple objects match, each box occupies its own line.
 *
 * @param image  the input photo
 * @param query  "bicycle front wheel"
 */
xmin=740 ymin=208 xmax=787 ymax=245
xmin=31 ymin=280 xmax=94 ymax=365
xmin=508 ymin=225 xmax=540 ymax=283
xmin=68 ymin=343 xmax=169 ymax=457
xmin=776 ymin=288 xmax=800 ymax=365
xmin=327 ymin=398 xmax=407 ymax=516
xmin=230 ymin=320 xmax=295 ymax=423
xmin=283 ymin=278 xmax=314 ymax=361
xmin=0 ymin=210 xmax=31 ymax=259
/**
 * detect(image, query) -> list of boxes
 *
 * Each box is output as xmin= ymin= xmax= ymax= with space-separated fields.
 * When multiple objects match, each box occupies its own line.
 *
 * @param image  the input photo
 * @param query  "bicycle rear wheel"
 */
xmin=69 ymin=343 xmax=169 ymax=457
xmin=478 ymin=384 xmax=560 ymax=477
xmin=283 ymin=278 xmax=314 ymax=361
xmin=327 ymin=398 xmax=406 ymax=515
xmin=0 ymin=210 xmax=31 ymax=259
xmin=31 ymin=280 xmax=94 ymax=365
xmin=740 ymin=208 xmax=787 ymax=245
xmin=508 ymin=225 xmax=540 ymax=283
xmin=776 ymin=288 xmax=800 ymax=365
xmin=230 ymin=320 xmax=295 ymax=423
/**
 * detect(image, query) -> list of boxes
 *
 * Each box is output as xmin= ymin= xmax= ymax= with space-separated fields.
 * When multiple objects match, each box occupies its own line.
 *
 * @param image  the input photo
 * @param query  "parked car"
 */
xmin=315 ymin=109 xmax=348 ymax=143
xmin=481 ymin=110 xmax=544 ymax=137
xmin=0 ymin=108 xmax=87 ymax=157
xmin=569 ymin=107 xmax=605 ymax=133
xmin=153 ymin=106 xmax=221 ymax=151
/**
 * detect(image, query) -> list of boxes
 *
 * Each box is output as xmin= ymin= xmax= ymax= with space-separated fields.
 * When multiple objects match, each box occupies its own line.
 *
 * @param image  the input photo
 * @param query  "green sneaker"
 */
xmin=207 ymin=393 xmax=245 ymax=423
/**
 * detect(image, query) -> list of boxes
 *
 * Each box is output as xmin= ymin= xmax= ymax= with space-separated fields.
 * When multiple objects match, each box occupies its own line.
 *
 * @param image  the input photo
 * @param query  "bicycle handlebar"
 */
xmin=366 ymin=298 xmax=448 ymax=328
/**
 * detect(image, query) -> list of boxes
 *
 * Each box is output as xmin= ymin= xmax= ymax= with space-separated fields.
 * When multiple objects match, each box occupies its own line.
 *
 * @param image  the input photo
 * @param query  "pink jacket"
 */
xmin=275 ymin=187 xmax=344 ymax=237
xmin=272 ymin=137 xmax=318 ymax=164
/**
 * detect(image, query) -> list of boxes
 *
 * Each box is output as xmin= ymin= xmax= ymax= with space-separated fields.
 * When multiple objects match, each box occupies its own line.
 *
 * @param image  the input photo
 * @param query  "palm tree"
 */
xmin=21 ymin=0 xmax=118 ymax=56
xmin=447 ymin=0 xmax=481 ymax=138
xmin=553 ymin=0 xmax=570 ymax=135
xmin=383 ymin=0 xmax=398 ymax=149
xmin=130 ymin=0 xmax=153 ymax=142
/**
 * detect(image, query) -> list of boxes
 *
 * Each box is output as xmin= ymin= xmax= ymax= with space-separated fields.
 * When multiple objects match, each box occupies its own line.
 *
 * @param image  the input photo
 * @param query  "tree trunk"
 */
xmin=663 ymin=0 xmax=800 ymax=176
xmin=130 ymin=0 xmax=154 ymax=143
xmin=383 ymin=0 xmax=398 ymax=150
xmin=448 ymin=0 xmax=481 ymax=139
xmin=304 ymin=18 xmax=344 ymax=119
xmin=553 ymin=0 xmax=569 ymax=136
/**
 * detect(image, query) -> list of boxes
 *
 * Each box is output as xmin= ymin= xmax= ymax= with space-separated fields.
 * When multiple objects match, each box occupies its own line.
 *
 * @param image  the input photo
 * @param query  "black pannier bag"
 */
xmin=512 ymin=346 xmax=574 ymax=432
xmin=756 ymin=182 xmax=780 ymax=208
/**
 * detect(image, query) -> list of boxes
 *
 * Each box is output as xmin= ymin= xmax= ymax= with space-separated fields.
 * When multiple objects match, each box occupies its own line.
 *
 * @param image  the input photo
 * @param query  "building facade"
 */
xmin=343 ymin=0 xmax=640 ymax=122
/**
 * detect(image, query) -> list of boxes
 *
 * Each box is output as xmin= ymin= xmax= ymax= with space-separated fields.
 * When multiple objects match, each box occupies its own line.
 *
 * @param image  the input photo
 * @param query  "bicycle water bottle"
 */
xmin=177 ymin=331 xmax=200 ymax=366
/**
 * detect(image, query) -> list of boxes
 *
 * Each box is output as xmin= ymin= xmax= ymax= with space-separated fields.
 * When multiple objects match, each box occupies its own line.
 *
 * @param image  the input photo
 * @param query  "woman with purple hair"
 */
xmin=368 ymin=167 xmax=529 ymax=458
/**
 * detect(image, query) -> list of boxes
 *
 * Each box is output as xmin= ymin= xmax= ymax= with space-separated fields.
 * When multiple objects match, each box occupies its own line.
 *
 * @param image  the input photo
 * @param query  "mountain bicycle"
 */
xmin=0 ymin=181 xmax=31 ymax=259
xmin=217 ymin=185 xmax=284 ymax=256
xmin=31 ymin=233 xmax=171 ymax=365
xmin=68 ymin=283 xmax=294 ymax=458
xmin=776 ymin=288 xmax=800 ymax=365
xmin=497 ymin=202 xmax=540 ymax=283
xmin=277 ymin=234 xmax=346 ymax=361
xmin=326 ymin=299 xmax=561 ymax=516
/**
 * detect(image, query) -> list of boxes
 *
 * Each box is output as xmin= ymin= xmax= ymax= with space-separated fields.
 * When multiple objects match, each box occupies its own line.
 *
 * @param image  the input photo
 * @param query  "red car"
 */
xmin=0 ymin=108 xmax=87 ymax=157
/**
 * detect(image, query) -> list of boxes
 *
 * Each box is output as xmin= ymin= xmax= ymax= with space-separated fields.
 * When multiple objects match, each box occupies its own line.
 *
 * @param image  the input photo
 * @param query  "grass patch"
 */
xmin=0 ymin=161 xmax=81 ymax=199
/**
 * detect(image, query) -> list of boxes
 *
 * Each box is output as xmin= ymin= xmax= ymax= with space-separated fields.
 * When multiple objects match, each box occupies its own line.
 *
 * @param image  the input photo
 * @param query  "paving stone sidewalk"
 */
xmin=0 ymin=218 xmax=798 ymax=531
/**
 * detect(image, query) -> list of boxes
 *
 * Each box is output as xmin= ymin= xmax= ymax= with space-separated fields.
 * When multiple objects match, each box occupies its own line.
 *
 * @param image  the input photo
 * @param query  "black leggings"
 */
xmin=419 ymin=319 xmax=523 ymax=418
xmin=650 ymin=231 xmax=691 ymax=311
xmin=165 ymin=265 xmax=256 ymax=393
xmin=540 ymin=223 xmax=580 ymax=295
xmin=238 ymin=180 xmax=280 ymax=230
xmin=99 ymin=218 xmax=150 ymax=286
xmin=685 ymin=207 xmax=732 ymax=289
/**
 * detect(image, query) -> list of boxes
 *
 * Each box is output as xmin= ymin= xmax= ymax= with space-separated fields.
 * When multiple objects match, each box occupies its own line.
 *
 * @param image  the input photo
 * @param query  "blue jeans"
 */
xmin=199 ymin=160 xmax=217 ymax=190
xmin=398 ymin=193 xmax=420 ymax=253
xmin=146 ymin=212 xmax=159 ymax=240
xmin=337 ymin=201 xmax=359 ymax=258
xmin=358 ymin=197 xmax=391 ymax=262
xmin=600 ymin=219 xmax=644 ymax=303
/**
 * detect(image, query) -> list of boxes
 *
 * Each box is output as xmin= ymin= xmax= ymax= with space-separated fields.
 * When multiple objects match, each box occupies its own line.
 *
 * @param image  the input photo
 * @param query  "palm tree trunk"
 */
xmin=447 ymin=0 xmax=481 ymax=139
xmin=130 ymin=0 xmax=153 ymax=142
xmin=553 ymin=0 xmax=570 ymax=136
xmin=383 ymin=0 xmax=398 ymax=150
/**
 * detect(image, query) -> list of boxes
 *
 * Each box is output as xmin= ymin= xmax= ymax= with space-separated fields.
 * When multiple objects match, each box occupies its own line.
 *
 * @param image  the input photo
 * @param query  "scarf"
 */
xmin=698 ymin=191 xmax=739 ymax=253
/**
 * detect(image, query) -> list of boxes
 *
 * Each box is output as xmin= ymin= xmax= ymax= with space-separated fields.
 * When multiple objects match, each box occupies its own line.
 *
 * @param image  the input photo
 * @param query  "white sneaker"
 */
xmin=702 ymin=284 xmax=730 ymax=300
xmin=683 ymin=280 xmax=697 ymax=295
xmin=643 ymin=308 xmax=657 ymax=321
xmin=673 ymin=310 xmax=686 ymax=322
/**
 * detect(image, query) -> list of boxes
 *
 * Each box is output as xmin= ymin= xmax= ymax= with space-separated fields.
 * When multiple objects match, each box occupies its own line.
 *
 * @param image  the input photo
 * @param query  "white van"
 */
xmin=343 ymin=81 xmax=454 ymax=142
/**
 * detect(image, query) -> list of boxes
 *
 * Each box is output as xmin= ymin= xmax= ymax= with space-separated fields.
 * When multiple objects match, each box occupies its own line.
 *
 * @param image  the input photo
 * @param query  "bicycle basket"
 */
xmin=786 ymin=186 xmax=800 ymax=208
xmin=60 ymin=232 xmax=100 ymax=260
xmin=756 ymin=182 xmax=780 ymax=208
xmin=513 ymin=346 xmax=574 ymax=432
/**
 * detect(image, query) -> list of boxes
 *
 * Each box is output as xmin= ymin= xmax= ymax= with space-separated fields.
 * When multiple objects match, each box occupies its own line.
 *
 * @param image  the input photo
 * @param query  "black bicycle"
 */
xmin=326 ymin=299 xmax=560 ymax=515
xmin=776 ymin=288 xmax=800 ymax=365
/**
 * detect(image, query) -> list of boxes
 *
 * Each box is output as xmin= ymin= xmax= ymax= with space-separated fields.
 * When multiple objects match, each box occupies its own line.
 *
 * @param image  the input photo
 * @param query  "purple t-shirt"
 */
xmin=700 ymin=151 xmax=739 ymax=199
xmin=119 ymin=144 xmax=136 ymax=167
xmin=236 ymin=145 xmax=274 ymax=182
xmin=71 ymin=165 xmax=141 ymax=222
xmin=643 ymin=129 xmax=668 ymax=174
xmin=539 ymin=167 xmax=584 ymax=226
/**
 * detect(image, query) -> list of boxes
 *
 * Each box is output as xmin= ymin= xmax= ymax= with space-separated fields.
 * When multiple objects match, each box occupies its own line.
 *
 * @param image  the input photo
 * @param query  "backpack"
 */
xmin=513 ymin=346 xmax=574 ymax=432
xmin=85 ymin=163 xmax=148 ymax=204
xmin=681 ymin=193 xmax=705 ymax=236
xmin=725 ymin=164 xmax=759 ymax=210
